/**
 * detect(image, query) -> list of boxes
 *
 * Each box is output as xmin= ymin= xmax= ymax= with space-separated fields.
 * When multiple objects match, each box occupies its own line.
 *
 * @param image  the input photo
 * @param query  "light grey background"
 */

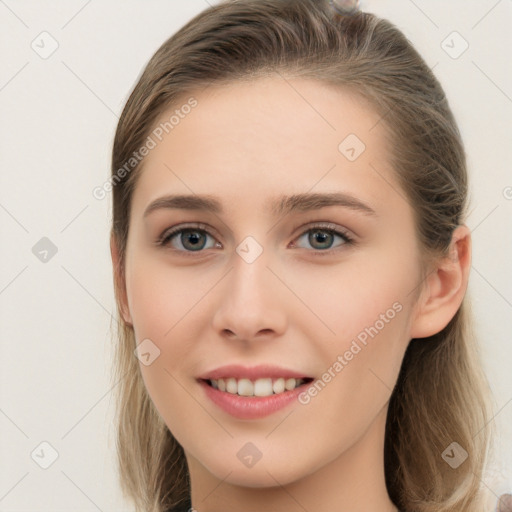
xmin=1 ymin=1 xmax=511 ymax=510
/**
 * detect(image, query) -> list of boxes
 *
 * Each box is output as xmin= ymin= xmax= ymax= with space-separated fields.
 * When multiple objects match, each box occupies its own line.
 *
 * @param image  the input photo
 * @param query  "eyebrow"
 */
xmin=143 ymin=192 xmax=377 ymax=218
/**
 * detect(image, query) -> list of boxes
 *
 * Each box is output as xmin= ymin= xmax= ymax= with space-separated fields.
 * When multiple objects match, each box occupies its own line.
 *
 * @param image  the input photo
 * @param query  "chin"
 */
xmin=228 ymin=456 xmax=311 ymax=487
xmin=214 ymin=467 xmax=301 ymax=488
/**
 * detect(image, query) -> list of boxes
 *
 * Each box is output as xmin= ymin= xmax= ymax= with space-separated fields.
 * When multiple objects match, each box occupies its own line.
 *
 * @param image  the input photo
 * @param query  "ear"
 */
xmin=410 ymin=225 xmax=471 ymax=339
xmin=110 ymin=232 xmax=133 ymax=326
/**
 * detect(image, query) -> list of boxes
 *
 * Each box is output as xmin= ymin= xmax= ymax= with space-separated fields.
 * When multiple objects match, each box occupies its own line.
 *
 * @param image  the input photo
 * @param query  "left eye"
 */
xmin=293 ymin=227 xmax=352 ymax=251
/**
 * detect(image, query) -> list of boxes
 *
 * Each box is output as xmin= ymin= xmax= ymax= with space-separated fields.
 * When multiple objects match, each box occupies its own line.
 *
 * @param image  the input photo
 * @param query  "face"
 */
xmin=120 ymin=77 xmax=424 ymax=488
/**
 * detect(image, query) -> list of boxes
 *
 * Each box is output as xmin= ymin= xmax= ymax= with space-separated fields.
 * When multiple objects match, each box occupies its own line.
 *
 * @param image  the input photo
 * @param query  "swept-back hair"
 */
xmin=110 ymin=1 xmax=494 ymax=510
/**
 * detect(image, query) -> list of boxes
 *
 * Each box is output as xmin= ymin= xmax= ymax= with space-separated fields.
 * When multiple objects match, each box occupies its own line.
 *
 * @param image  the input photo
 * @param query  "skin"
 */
xmin=111 ymin=76 xmax=471 ymax=512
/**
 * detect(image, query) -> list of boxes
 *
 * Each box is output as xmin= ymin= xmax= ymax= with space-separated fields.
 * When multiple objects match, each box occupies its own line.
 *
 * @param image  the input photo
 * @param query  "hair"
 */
xmin=109 ymin=1 xmax=496 ymax=511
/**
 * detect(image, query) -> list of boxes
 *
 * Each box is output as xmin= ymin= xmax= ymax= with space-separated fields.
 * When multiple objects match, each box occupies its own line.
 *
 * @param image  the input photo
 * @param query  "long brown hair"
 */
xmin=109 ymin=1 xmax=494 ymax=510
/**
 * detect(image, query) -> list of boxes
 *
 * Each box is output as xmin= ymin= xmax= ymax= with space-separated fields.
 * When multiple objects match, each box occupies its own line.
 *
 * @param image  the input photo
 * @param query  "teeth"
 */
xmin=238 ymin=378 xmax=254 ymax=396
xmin=209 ymin=377 xmax=307 ymax=397
xmin=285 ymin=378 xmax=296 ymax=391
xmin=273 ymin=378 xmax=285 ymax=394
xmin=226 ymin=378 xmax=238 ymax=394
xmin=254 ymin=378 xmax=273 ymax=397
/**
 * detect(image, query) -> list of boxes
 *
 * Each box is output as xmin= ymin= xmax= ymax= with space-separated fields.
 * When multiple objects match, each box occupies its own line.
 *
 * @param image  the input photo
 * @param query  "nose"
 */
xmin=211 ymin=246 xmax=288 ymax=343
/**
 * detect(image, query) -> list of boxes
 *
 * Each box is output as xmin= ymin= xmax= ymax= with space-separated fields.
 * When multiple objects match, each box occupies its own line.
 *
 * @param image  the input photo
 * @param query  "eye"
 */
xmin=158 ymin=224 xmax=219 ymax=252
xmin=291 ymin=223 xmax=354 ymax=253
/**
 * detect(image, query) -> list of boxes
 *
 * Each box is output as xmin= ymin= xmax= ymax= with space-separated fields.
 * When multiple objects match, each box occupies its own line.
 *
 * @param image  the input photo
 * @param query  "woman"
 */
xmin=109 ymin=0 xmax=501 ymax=510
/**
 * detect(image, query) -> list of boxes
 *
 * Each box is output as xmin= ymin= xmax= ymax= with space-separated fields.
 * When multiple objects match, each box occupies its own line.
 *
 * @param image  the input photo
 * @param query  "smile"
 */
xmin=206 ymin=377 xmax=312 ymax=397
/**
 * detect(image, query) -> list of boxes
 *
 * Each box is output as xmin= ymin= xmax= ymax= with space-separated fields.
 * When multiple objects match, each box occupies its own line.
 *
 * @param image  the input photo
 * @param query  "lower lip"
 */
xmin=198 ymin=379 xmax=310 ymax=420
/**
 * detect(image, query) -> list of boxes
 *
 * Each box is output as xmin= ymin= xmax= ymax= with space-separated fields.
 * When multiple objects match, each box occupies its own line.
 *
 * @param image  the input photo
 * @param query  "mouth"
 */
xmin=200 ymin=377 xmax=315 ymax=398
xmin=197 ymin=365 xmax=316 ymax=419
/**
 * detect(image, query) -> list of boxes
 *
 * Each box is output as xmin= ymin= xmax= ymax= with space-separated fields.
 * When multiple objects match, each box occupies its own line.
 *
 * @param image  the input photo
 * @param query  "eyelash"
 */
xmin=157 ymin=222 xmax=355 ymax=256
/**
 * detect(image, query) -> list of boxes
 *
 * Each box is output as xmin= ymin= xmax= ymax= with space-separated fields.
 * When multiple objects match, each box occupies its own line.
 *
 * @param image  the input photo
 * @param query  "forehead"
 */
xmin=131 ymin=76 xmax=401 ymax=217
xmin=159 ymin=76 xmax=386 ymax=153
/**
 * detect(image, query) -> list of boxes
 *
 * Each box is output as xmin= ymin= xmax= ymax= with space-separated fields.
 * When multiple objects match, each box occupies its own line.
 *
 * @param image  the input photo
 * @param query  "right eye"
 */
xmin=158 ymin=224 xmax=220 ymax=253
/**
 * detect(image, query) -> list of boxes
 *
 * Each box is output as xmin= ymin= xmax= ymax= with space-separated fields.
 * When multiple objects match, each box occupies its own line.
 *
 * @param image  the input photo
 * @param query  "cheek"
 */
xmin=125 ymin=258 xmax=206 ymax=433
xmin=126 ymin=253 xmax=211 ymax=346
xmin=286 ymin=251 xmax=416 ymax=412
xmin=125 ymin=256 xmax=215 ymax=420
xmin=282 ymin=250 xmax=416 ymax=347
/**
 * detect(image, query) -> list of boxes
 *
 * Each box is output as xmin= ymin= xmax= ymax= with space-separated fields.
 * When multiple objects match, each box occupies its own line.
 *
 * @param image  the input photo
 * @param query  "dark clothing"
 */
xmin=166 ymin=503 xmax=192 ymax=512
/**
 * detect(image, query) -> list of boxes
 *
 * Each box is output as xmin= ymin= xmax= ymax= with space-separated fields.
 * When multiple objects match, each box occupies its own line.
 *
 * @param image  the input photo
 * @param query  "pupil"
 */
xmin=183 ymin=230 xmax=205 ymax=251
xmin=310 ymin=230 xmax=332 ymax=249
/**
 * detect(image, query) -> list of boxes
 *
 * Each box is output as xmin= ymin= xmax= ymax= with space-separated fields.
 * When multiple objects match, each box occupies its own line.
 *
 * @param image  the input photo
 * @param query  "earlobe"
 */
xmin=410 ymin=225 xmax=471 ymax=339
xmin=110 ymin=232 xmax=133 ymax=326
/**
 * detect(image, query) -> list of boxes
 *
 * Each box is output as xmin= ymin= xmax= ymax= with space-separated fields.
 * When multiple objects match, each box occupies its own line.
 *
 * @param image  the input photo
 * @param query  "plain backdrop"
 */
xmin=1 ymin=1 xmax=511 ymax=510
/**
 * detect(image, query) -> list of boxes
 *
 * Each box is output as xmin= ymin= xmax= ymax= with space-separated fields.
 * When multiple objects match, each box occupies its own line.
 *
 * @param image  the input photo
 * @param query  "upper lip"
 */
xmin=197 ymin=364 xmax=313 ymax=381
